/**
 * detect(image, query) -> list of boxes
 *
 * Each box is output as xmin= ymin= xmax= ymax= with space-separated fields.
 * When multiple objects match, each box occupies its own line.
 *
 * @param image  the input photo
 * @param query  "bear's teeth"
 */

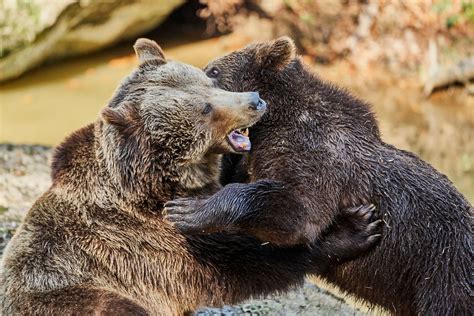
xmin=240 ymin=128 xmax=249 ymax=137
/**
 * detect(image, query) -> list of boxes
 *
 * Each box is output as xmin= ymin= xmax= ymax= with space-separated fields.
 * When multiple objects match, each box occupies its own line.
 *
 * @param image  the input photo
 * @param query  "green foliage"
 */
xmin=300 ymin=12 xmax=315 ymax=25
xmin=462 ymin=1 xmax=474 ymax=23
xmin=0 ymin=206 xmax=8 ymax=214
xmin=461 ymin=153 xmax=473 ymax=173
xmin=433 ymin=0 xmax=453 ymax=13
xmin=433 ymin=0 xmax=473 ymax=29
xmin=446 ymin=15 xmax=460 ymax=28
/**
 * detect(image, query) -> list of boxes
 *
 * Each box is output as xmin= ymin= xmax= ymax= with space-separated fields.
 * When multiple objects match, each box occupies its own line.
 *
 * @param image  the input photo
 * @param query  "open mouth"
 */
xmin=227 ymin=127 xmax=251 ymax=152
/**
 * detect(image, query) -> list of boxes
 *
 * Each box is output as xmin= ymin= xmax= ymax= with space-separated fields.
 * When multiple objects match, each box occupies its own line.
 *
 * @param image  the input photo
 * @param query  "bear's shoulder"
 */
xmin=51 ymin=123 xmax=96 ymax=182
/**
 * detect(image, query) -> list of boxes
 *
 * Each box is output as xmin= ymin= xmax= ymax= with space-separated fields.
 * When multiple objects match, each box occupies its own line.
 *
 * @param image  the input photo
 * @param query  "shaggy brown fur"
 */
xmin=165 ymin=37 xmax=473 ymax=315
xmin=0 ymin=39 xmax=382 ymax=315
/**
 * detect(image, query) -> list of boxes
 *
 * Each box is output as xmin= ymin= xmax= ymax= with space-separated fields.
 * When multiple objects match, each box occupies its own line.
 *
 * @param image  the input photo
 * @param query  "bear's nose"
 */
xmin=249 ymin=92 xmax=267 ymax=111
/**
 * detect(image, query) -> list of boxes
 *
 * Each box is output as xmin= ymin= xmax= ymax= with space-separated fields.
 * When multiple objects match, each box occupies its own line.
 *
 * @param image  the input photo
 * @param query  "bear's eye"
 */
xmin=202 ymin=103 xmax=213 ymax=115
xmin=207 ymin=67 xmax=220 ymax=78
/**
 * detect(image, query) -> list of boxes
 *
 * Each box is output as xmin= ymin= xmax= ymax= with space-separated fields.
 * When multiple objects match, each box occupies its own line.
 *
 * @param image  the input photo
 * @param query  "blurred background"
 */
xmin=0 ymin=0 xmax=473 ymax=314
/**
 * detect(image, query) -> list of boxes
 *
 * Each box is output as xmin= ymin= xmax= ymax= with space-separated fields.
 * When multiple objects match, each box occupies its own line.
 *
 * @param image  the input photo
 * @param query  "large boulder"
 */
xmin=0 ymin=0 xmax=183 ymax=82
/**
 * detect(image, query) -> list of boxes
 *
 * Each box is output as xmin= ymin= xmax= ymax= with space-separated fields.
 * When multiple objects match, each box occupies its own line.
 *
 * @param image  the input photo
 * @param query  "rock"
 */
xmin=194 ymin=282 xmax=365 ymax=315
xmin=0 ymin=144 xmax=52 ymax=254
xmin=0 ymin=0 xmax=183 ymax=82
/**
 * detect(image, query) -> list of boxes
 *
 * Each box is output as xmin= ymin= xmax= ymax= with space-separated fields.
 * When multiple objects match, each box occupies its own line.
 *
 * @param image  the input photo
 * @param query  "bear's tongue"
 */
xmin=227 ymin=128 xmax=251 ymax=152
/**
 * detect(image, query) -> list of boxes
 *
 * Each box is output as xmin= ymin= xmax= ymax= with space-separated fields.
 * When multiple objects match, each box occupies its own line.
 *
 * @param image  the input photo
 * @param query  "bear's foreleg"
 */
xmin=164 ymin=180 xmax=383 ymax=253
xmin=164 ymin=179 xmax=311 ymax=245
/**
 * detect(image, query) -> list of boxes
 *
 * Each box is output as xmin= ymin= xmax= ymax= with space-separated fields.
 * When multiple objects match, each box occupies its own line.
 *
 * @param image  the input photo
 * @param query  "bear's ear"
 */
xmin=256 ymin=36 xmax=296 ymax=70
xmin=101 ymin=102 xmax=140 ymax=130
xmin=133 ymin=38 xmax=166 ymax=64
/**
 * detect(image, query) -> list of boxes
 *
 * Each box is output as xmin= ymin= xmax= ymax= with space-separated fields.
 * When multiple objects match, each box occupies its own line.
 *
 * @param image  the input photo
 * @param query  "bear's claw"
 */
xmin=163 ymin=197 xmax=215 ymax=234
xmin=318 ymin=203 xmax=384 ymax=263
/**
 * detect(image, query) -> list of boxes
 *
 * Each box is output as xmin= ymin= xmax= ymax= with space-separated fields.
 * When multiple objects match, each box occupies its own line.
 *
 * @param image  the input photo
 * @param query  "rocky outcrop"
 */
xmin=0 ymin=0 xmax=183 ymax=82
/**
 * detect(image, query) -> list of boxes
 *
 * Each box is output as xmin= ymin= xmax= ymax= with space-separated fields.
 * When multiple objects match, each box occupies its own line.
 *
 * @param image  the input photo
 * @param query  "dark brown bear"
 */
xmin=0 ymin=39 xmax=382 ymax=315
xmin=165 ymin=37 xmax=474 ymax=315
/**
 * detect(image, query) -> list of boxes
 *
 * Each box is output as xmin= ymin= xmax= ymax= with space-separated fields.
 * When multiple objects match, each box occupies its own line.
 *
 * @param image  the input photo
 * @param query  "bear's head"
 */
xmin=99 ymin=38 xmax=266 ymax=199
xmin=203 ymin=36 xmax=296 ymax=92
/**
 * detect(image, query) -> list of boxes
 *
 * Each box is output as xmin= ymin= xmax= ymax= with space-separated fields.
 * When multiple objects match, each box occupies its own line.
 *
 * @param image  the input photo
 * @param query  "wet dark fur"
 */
xmin=1 ymin=39 xmax=382 ymax=315
xmin=165 ymin=38 xmax=473 ymax=315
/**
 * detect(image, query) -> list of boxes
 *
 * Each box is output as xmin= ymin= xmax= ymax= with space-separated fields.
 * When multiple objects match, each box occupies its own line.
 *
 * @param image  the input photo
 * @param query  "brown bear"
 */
xmin=0 ymin=39 xmax=382 ymax=315
xmin=164 ymin=37 xmax=474 ymax=315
